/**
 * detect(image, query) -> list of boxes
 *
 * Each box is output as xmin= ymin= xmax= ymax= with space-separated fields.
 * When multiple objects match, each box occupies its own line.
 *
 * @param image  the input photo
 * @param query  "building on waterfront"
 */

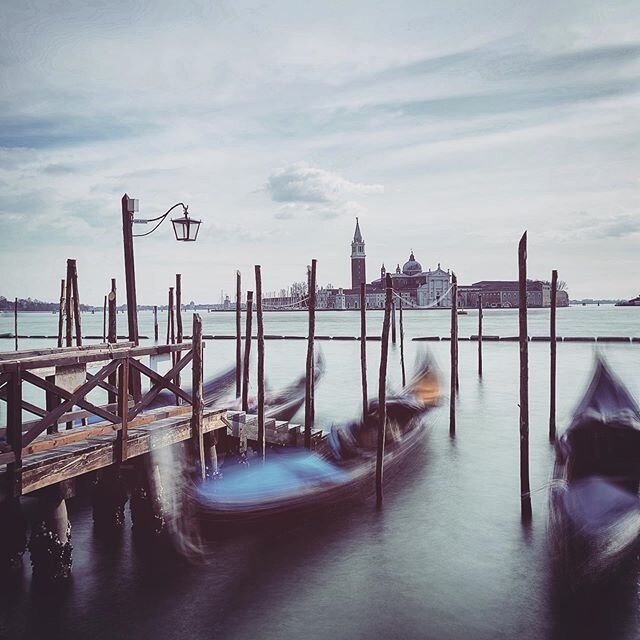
xmin=458 ymin=281 xmax=569 ymax=308
xmin=315 ymin=220 xmax=453 ymax=309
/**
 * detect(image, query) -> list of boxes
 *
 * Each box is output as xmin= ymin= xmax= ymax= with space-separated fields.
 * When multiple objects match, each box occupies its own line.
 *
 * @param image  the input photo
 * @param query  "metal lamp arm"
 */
xmin=133 ymin=202 xmax=188 ymax=238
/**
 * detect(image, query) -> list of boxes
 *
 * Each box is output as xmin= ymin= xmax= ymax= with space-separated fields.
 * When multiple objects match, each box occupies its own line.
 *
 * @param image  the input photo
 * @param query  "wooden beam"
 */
xmin=519 ymin=231 xmax=532 ymax=521
xmin=450 ymin=273 xmax=458 ymax=436
xmin=304 ymin=259 xmax=317 ymax=449
xmin=549 ymin=269 xmax=558 ymax=441
xmin=360 ymin=282 xmax=368 ymax=420
xmin=191 ymin=314 xmax=205 ymax=480
xmin=242 ymin=291 xmax=253 ymax=412
xmin=255 ymin=265 xmax=265 ymax=460
xmin=478 ymin=294 xmax=483 ymax=377
xmin=236 ymin=270 xmax=242 ymax=398
xmin=117 ymin=360 xmax=129 ymax=462
xmin=57 ymin=278 xmax=65 ymax=348
xmin=70 ymin=258 xmax=82 ymax=346
xmin=6 ymin=368 xmax=23 ymax=496
xmin=376 ymin=273 xmax=392 ymax=507
xmin=65 ymin=260 xmax=73 ymax=347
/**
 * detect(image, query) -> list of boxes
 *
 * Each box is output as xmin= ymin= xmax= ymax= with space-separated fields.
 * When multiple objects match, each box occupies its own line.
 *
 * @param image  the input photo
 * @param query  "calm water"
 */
xmin=1 ymin=306 xmax=640 ymax=640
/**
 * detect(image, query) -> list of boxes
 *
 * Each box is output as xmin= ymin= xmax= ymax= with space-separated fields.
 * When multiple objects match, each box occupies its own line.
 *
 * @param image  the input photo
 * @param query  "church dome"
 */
xmin=402 ymin=251 xmax=422 ymax=276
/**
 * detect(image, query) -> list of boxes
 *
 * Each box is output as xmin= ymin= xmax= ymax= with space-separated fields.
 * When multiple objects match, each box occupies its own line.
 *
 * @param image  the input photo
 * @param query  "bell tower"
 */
xmin=351 ymin=218 xmax=366 ymax=290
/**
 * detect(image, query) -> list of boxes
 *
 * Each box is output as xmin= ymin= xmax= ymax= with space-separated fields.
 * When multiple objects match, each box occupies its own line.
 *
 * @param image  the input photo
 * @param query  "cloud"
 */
xmin=267 ymin=163 xmax=383 ymax=204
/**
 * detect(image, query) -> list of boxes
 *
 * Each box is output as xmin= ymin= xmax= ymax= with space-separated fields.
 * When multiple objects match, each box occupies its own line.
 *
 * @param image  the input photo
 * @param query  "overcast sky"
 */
xmin=1 ymin=0 xmax=638 ymax=304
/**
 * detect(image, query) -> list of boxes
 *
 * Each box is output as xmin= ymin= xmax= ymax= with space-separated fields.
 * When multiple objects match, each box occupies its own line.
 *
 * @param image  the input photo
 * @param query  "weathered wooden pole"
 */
xmin=153 ymin=305 xmax=159 ymax=342
xmin=191 ymin=314 xmax=205 ymax=480
xmin=255 ymin=265 xmax=265 ymax=460
xmin=175 ymin=274 xmax=183 ymax=344
xmin=242 ymin=291 xmax=253 ymax=412
xmin=478 ymin=294 xmax=483 ymax=377
xmin=168 ymin=287 xmax=175 ymax=345
xmin=175 ymin=274 xmax=183 ymax=400
xmin=116 ymin=359 xmax=129 ymax=463
xmin=57 ymin=279 xmax=65 ymax=348
xmin=108 ymin=279 xmax=117 ymax=405
xmin=399 ymin=297 xmax=406 ymax=387
xmin=70 ymin=259 xmax=82 ymax=346
xmin=519 ymin=232 xmax=532 ymax=520
xmin=65 ymin=260 xmax=73 ymax=347
xmin=391 ymin=298 xmax=397 ymax=345
xmin=14 ymin=298 xmax=18 ymax=351
xmin=166 ymin=288 xmax=172 ymax=344
xmin=549 ymin=269 xmax=558 ymax=441
xmin=376 ymin=273 xmax=393 ymax=507
xmin=450 ymin=273 xmax=458 ymax=436
xmin=304 ymin=259 xmax=317 ymax=449
xmin=102 ymin=295 xmax=107 ymax=342
xmin=236 ymin=271 xmax=242 ymax=398
xmin=121 ymin=194 xmax=139 ymax=346
xmin=360 ymin=282 xmax=368 ymax=419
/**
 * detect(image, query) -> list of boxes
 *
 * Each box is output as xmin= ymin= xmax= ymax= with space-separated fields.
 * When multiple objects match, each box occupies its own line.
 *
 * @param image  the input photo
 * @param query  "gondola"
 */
xmin=549 ymin=357 xmax=640 ymax=587
xmin=192 ymin=352 xmax=440 ymax=524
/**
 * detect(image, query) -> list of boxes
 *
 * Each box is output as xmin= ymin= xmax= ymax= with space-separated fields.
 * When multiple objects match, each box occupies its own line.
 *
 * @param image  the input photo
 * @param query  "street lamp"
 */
xmin=121 ymin=194 xmax=202 ymax=349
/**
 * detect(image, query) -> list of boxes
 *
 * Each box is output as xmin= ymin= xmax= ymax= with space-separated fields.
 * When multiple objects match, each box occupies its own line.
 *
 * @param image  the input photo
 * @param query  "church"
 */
xmin=316 ymin=219 xmax=453 ymax=309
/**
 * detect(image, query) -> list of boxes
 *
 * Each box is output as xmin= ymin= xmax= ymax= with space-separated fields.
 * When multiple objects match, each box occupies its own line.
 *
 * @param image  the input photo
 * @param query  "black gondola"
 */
xmin=549 ymin=357 xmax=640 ymax=587
xmin=192 ymin=352 xmax=440 ymax=525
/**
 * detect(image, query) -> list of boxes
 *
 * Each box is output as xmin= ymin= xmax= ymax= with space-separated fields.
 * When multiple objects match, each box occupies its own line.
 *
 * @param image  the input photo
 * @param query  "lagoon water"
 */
xmin=1 ymin=305 xmax=640 ymax=640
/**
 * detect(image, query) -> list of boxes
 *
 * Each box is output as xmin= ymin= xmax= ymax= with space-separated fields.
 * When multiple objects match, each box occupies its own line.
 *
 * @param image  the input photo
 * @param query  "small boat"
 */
xmin=549 ymin=358 xmax=640 ymax=588
xmin=193 ymin=353 xmax=440 ymax=524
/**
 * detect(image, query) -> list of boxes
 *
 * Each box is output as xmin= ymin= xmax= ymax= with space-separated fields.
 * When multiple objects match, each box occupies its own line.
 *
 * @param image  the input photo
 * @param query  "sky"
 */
xmin=0 ymin=0 xmax=638 ymax=304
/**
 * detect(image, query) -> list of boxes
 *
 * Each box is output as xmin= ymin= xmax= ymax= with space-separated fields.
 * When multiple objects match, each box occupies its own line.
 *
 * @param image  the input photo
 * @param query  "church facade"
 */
xmin=316 ymin=219 xmax=453 ymax=309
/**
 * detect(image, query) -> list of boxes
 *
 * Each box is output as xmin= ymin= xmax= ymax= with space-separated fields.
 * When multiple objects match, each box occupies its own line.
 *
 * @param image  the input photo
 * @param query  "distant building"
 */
xmin=458 ymin=281 xmax=569 ymax=308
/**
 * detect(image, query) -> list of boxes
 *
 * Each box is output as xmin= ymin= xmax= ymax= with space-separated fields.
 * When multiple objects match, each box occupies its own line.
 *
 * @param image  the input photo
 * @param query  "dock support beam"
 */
xmin=0 ymin=498 xmax=27 ymax=573
xmin=92 ymin=467 xmax=128 ymax=533
xmin=29 ymin=485 xmax=72 ymax=581
xmin=130 ymin=459 xmax=166 ymax=538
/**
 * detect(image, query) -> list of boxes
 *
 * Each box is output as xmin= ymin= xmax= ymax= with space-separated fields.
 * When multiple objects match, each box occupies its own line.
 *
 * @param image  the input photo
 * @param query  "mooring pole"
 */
xmin=175 ymin=274 xmax=183 ymax=400
xmin=450 ymin=273 xmax=458 ymax=436
xmin=399 ymin=297 xmax=406 ymax=387
xmin=14 ymin=298 xmax=18 ymax=351
xmin=166 ymin=288 xmax=172 ymax=345
xmin=478 ymin=293 xmax=483 ymax=377
xmin=57 ymin=279 xmax=65 ymax=348
xmin=255 ymin=266 xmax=265 ymax=461
xmin=70 ymin=259 xmax=82 ymax=346
xmin=304 ymin=259 xmax=317 ymax=449
xmin=236 ymin=271 xmax=242 ymax=399
xmin=153 ymin=305 xmax=158 ymax=342
xmin=549 ymin=269 xmax=558 ymax=441
xmin=360 ymin=282 xmax=368 ymax=420
xmin=242 ymin=291 xmax=253 ymax=413
xmin=108 ymin=279 xmax=117 ymax=405
xmin=191 ymin=314 xmax=205 ymax=481
xmin=376 ymin=273 xmax=393 ymax=507
xmin=102 ymin=295 xmax=107 ymax=342
xmin=519 ymin=231 xmax=532 ymax=521
xmin=391 ymin=297 xmax=397 ymax=345
xmin=65 ymin=260 xmax=73 ymax=347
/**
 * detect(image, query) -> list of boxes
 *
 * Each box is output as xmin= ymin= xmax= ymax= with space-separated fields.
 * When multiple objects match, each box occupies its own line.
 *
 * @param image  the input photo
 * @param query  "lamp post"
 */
xmin=121 ymin=193 xmax=201 ymax=348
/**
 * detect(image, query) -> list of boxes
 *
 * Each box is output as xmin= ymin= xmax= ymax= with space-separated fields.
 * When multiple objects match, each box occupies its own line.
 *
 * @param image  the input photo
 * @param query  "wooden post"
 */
xmin=14 ymin=298 xmax=18 ymax=351
xmin=450 ymin=273 xmax=458 ymax=436
xmin=121 ymin=194 xmax=139 ymax=346
xmin=175 ymin=274 xmax=183 ymax=400
xmin=166 ymin=288 xmax=172 ymax=345
xmin=102 ymin=295 xmax=107 ymax=342
xmin=242 ymin=292 xmax=253 ymax=412
xmin=117 ymin=359 xmax=129 ymax=463
xmin=376 ymin=273 xmax=393 ymax=507
xmin=168 ymin=287 xmax=175 ymax=345
xmin=70 ymin=259 xmax=82 ymax=346
xmin=153 ymin=305 xmax=159 ymax=342
xmin=235 ymin=271 xmax=242 ymax=399
xmin=519 ymin=232 xmax=532 ymax=520
xmin=549 ymin=269 xmax=558 ymax=441
xmin=399 ymin=297 xmax=406 ymax=387
xmin=360 ymin=282 xmax=368 ymax=420
xmin=6 ymin=366 xmax=22 ymax=496
xmin=57 ymin=279 xmax=65 ymax=348
xmin=255 ymin=266 xmax=265 ymax=460
xmin=391 ymin=298 xmax=397 ymax=345
xmin=176 ymin=274 xmax=183 ymax=343
xmin=191 ymin=314 xmax=205 ymax=480
xmin=65 ymin=260 xmax=73 ymax=347
xmin=478 ymin=294 xmax=483 ymax=377
xmin=304 ymin=259 xmax=317 ymax=449
xmin=108 ymin=279 xmax=117 ymax=405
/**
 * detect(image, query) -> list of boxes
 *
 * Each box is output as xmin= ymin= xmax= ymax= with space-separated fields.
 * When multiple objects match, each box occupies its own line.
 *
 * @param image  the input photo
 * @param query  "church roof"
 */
xmin=402 ymin=251 xmax=422 ymax=275
xmin=353 ymin=217 xmax=363 ymax=243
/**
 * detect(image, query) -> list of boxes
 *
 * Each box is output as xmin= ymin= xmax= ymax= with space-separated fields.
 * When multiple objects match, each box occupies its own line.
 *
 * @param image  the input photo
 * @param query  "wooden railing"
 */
xmin=0 ymin=315 xmax=205 ymax=496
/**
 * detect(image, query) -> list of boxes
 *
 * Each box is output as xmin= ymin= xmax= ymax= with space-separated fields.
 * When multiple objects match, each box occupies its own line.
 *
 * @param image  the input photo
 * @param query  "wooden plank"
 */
xmin=22 ymin=360 xmax=119 ymax=444
xmin=0 ymin=341 xmax=133 ymax=362
xmin=6 ymin=368 xmax=22 ymax=496
xmin=21 ymin=369 xmax=120 ymax=428
xmin=127 ymin=350 xmax=193 ymax=419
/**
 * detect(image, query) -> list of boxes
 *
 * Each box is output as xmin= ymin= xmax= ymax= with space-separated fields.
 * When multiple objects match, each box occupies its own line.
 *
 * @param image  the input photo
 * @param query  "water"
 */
xmin=1 ymin=306 xmax=640 ymax=640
